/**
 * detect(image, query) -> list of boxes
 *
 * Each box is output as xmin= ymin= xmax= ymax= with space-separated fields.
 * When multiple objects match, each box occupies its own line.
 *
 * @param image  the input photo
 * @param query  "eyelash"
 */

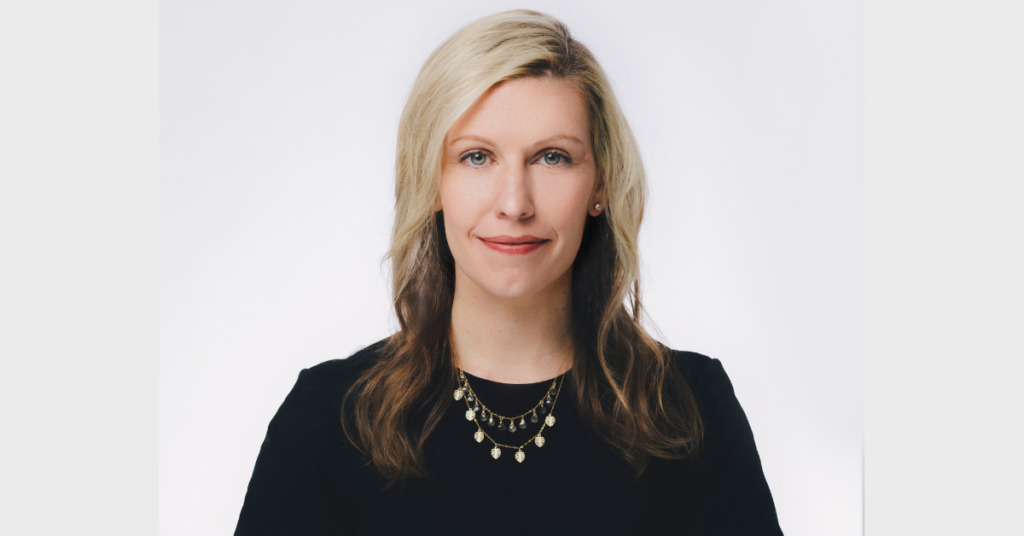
xmin=458 ymin=150 xmax=574 ymax=167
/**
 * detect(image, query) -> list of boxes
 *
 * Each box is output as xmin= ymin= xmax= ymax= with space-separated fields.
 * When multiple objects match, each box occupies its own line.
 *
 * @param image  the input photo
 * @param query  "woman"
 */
xmin=235 ymin=10 xmax=782 ymax=535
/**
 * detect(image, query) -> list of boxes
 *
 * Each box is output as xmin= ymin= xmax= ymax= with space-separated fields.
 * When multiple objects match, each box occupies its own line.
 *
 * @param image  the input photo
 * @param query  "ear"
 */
xmin=587 ymin=185 xmax=606 ymax=217
xmin=433 ymin=196 xmax=442 ymax=212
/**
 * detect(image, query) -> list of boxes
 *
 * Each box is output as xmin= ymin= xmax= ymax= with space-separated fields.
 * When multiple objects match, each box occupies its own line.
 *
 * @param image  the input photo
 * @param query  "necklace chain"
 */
xmin=453 ymin=349 xmax=569 ymax=463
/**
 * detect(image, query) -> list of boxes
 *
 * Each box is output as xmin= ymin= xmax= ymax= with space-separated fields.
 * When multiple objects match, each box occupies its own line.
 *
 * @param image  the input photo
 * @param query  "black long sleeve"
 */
xmin=235 ymin=340 xmax=783 ymax=535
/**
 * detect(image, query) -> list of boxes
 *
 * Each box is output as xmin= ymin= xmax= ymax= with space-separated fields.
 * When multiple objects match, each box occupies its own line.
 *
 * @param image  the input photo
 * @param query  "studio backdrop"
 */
xmin=161 ymin=1 xmax=862 ymax=534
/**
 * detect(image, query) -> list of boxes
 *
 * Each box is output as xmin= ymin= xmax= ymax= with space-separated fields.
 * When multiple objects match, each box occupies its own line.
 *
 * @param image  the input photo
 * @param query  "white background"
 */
xmin=4 ymin=1 xmax=1022 ymax=535
xmin=160 ymin=1 xmax=862 ymax=535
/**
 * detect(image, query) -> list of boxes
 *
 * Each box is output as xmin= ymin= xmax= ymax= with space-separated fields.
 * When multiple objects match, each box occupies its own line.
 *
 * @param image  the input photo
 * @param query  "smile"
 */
xmin=478 ymin=235 xmax=549 ymax=255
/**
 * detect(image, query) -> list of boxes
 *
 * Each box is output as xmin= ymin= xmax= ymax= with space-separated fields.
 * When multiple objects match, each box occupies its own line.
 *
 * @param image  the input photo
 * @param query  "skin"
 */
xmin=436 ymin=75 xmax=606 ymax=384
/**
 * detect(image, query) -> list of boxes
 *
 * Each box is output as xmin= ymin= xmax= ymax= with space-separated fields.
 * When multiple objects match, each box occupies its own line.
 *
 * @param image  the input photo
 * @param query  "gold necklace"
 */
xmin=453 ymin=355 xmax=568 ymax=463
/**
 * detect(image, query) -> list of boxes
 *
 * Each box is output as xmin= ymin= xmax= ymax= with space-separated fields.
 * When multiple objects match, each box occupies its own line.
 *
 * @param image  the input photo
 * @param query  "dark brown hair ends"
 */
xmin=341 ymin=212 xmax=703 ymax=486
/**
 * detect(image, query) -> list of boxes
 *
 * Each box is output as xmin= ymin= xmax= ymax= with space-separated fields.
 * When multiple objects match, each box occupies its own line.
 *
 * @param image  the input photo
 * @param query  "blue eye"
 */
xmin=540 ymin=151 xmax=571 ymax=166
xmin=460 ymin=151 xmax=489 ymax=166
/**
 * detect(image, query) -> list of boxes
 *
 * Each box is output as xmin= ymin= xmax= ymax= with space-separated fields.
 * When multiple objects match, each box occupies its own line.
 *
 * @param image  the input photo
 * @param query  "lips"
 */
xmin=478 ymin=235 xmax=549 ymax=255
xmin=479 ymin=235 xmax=547 ymax=245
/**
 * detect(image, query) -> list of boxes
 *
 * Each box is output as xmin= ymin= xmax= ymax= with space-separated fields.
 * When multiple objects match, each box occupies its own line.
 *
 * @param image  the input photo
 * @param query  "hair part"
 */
xmin=341 ymin=9 xmax=702 ymax=486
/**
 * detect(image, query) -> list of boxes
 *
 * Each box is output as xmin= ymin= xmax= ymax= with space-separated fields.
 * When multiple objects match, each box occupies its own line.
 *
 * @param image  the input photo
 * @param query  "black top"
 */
xmin=235 ymin=339 xmax=783 ymax=535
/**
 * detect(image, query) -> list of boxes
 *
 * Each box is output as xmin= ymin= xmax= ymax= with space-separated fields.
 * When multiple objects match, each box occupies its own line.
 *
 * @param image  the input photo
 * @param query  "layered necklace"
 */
xmin=453 ymin=353 xmax=569 ymax=464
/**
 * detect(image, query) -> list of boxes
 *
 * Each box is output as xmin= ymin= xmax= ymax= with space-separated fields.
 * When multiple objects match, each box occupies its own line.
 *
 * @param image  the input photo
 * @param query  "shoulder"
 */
xmin=664 ymin=348 xmax=731 ymax=395
xmin=238 ymin=340 xmax=393 ymax=534
xmin=297 ymin=337 xmax=391 ymax=391
xmin=662 ymin=347 xmax=741 ymax=423
xmin=268 ymin=337 xmax=391 ymax=429
xmin=665 ymin=348 xmax=717 ymax=382
xmin=660 ymin=347 xmax=783 ymax=533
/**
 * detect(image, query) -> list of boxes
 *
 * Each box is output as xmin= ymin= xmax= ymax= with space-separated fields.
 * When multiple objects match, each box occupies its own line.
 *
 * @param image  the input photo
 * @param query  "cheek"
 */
xmin=547 ymin=179 xmax=594 ymax=229
xmin=438 ymin=178 xmax=486 ymax=262
xmin=558 ymin=210 xmax=590 ymax=250
xmin=439 ymin=181 xmax=487 ymax=232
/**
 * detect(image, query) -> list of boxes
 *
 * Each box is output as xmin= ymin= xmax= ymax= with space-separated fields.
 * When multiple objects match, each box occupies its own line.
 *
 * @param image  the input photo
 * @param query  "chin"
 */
xmin=482 ymin=281 xmax=542 ymax=300
xmin=457 ymin=261 xmax=567 ymax=301
xmin=468 ymin=271 xmax=548 ymax=298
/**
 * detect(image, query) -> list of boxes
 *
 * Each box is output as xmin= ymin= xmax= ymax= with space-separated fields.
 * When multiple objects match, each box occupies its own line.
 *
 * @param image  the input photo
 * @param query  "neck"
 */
xmin=449 ymin=265 xmax=573 ymax=384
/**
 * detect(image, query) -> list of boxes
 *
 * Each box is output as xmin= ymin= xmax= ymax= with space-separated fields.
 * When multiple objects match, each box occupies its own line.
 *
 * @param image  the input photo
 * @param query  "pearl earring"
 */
xmin=594 ymin=203 xmax=602 ymax=211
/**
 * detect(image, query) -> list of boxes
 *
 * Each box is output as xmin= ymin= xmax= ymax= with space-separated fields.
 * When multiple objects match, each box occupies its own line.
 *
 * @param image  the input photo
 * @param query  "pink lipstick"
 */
xmin=478 ymin=235 xmax=549 ymax=255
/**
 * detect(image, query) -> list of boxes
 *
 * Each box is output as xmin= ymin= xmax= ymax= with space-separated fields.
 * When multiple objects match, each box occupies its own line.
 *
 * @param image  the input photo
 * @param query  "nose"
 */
xmin=494 ymin=160 xmax=534 ymax=220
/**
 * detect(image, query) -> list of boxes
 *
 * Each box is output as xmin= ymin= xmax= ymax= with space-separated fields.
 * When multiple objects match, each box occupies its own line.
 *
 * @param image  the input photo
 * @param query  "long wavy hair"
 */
xmin=342 ymin=9 xmax=702 ymax=485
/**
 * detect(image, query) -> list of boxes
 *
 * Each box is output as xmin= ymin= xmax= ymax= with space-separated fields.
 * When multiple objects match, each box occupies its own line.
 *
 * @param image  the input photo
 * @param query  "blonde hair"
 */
xmin=343 ymin=9 xmax=701 ymax=484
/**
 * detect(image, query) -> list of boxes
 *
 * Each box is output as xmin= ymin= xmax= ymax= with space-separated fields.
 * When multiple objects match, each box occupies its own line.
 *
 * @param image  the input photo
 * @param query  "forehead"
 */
xmin=446 ymin=77 xmax=590 ymax=146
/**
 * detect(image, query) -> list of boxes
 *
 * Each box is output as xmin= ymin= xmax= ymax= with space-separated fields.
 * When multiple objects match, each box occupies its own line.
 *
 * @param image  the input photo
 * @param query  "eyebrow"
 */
xmin=448 ymin=133 xmax=586 ymax=148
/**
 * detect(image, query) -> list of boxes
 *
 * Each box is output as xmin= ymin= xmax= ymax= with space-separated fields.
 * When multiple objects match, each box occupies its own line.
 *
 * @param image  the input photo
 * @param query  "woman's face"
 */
xmin=437 ymin=76 xmax=604 ymax=301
